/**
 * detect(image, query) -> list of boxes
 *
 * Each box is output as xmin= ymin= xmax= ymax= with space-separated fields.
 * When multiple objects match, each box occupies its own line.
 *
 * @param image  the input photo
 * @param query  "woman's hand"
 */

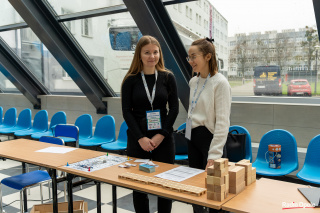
xmin=205 ymin=159 xmax=215 ymax=172
xmin=138 ymin=137 xmax=155 ymax=152
xmin=150 ymin=134 xmax=165 ymax=149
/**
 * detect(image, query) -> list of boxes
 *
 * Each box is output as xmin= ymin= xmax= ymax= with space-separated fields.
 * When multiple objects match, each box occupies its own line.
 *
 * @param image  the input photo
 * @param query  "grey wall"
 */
xmin=1 ymin=93 xmax=318 ymax=148
xmin=231 ymin=102 xmax=320 ymax=148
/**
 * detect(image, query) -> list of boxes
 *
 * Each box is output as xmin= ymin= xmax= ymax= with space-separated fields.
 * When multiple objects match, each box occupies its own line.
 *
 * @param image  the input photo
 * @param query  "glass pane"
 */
xmin=0 ymin=0 xmax=25 ymax=26
xmin=46 ymin=0 xmax=124 ymax=16
xmin=211 ymin=0 xmax=318 ymax=97
xmin=0 ymin=72 xmax=20 ymax=93
xmin=0 ymin=29 xmax=83 ymax=94
xmin=62 ymin=13 xmax=142 ymax=94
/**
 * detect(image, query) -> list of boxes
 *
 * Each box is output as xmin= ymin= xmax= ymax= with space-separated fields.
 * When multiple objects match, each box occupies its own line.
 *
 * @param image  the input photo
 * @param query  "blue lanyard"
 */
xmin=141 ymin=70 xmax=158 ymax=110
xmin=188 ymin=73 xmax=211 ymax=118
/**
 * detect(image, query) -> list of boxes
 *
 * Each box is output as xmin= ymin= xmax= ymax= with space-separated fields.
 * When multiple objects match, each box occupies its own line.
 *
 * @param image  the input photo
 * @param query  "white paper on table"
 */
xmin=155 ymin=166 xmax=204 ymax=182
xmin=134 ymin=159 xmax=150 ymax=163
xmin=35 ymin=147 xmax=77 ymax=154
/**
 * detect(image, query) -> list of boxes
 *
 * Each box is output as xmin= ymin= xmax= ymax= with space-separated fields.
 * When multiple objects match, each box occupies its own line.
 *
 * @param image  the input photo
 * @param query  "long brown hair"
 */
xmin=191 ymin=38 xmax=218 ymax=77
xmin=122 ymin=35 xmax=169 ymax=85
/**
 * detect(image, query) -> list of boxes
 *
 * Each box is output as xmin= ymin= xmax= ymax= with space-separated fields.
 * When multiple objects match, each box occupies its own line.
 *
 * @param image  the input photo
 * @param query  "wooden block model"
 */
xmin=228 ymin=166 xmax=246 ymax=194
xmin=119 ymin=172 xmax=206 ymax=197
xmin=228 ymin=162 xmax=236 ymax=170
xmin=207 ymin=165 xmax=214 ymax=176
xmin=235 ymin=161 xmax=253 ymax=186
xmin=251 ymin=167 xmax=256 ymax=183
xmin=238 ymin=159 xmax=250 ymax=164
xmin=206 ymin=158 xmax=229 ymax=201
xmin=224 ymin=174 xmax=229 ymax=192
xmin=229 ymin=181 xmax=245 ymax=194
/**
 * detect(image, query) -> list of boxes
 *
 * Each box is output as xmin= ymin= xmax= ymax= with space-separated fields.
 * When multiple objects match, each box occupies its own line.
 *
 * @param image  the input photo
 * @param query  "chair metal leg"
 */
xmin=64 ymin=182 xmax=67 ymax=202
xmin=26 ymin=165 xmax=30 ymax=196
xmin=20 ymin=190 xmax=23 ymax=213
xmin=79 ymin=177 xmax=82 ymax=190
xmin=0 ymin=184 xmax=3 ymax=213
xmin=49 ymin=181 xmax=51 ymax=200
xmin=40 ymin=184 xmax=43 ymax=204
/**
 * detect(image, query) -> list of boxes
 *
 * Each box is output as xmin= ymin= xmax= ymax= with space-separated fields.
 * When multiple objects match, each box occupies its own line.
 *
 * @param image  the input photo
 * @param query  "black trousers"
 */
xmin=127 ymin=129 xmax=175 ymax=213
xmin=188 ymin=126 xmax=220 ymax=213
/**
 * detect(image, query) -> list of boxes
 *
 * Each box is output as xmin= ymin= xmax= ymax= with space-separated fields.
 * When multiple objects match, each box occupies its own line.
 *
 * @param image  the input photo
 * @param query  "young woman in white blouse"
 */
xmin=186 ymin=37 xmax=231 ymax=179
xmin=186 ymin=37 xmax=231 ymax=213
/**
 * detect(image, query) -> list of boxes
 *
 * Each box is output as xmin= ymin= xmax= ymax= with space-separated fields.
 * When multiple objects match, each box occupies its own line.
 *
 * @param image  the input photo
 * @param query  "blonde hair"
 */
xmin=191 ymin=38 xmax=218 ymax=77
xmin=122 ymin=35 xmax=170 ymax=86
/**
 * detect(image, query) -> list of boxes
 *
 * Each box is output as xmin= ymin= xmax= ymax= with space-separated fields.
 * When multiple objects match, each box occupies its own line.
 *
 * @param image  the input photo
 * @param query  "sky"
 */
xmin=209 ymin=0 xmax=317 ymax=36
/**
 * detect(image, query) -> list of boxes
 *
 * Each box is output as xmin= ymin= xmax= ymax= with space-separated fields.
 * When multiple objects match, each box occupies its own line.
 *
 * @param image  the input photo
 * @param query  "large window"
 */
xmin=46 ymin=0 xmax=124 ymax=16
xmin=0 ymin=29 xmax=83 ymax=94
xmin=0 ymin=0 xmax=24 ymax=26
xmin=0 ymin=72 xmax=20 ymax=93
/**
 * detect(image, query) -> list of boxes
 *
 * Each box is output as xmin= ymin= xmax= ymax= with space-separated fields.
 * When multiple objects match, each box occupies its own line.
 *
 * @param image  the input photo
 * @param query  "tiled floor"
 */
xmin=0 ymin=136 xmax=310 ymax=213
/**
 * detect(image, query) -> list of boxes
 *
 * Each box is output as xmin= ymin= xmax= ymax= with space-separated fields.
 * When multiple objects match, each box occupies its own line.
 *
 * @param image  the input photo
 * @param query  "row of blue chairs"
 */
xmin=0 ymin=107 xmax=128 ymax=152
xmin=0 ymin=107 xmax=66 ymax=139
xmin=173 ymin=122 xmax=319 ymax=185
xmin=253 ymin=129 xmax=320 ymax=185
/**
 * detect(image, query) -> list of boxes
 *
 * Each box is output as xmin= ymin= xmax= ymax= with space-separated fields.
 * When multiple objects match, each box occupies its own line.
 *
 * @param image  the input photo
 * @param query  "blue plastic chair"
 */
xmin=0 ymin=107 xmax=3 ymax=125
xmin=31 ymin=111 xmax=67 ymax=139
xmin=56 ymin=114 xmax=92 ymax=145
xmin=39 ymin=136 xmax=64 ymax=145
xmin=252 ymin=129 xmax=299 ymax=176
xmin=175 ymin=123 xmax=188 ymax=161
xmin=229 ymin=125 xmax=252 ymax=162
xmin=0 ymin=109 xmax=32 ymax=138
xmin=296 ymin=134 xmax=320 ymax=184
xmin=0 ymin=136 xmax=67 ymax=213
xmin=80 ymin=115 xmax=116 ymax=148
xmin=54 ymin=124 xmax=79 ymax=147
xmin=14 ymin=110 xmax=48 ymax=137
xmin=100 ymin=121 xmax=128 ymax=152
xmin=0 ymin=107 xmax=17 ymax=129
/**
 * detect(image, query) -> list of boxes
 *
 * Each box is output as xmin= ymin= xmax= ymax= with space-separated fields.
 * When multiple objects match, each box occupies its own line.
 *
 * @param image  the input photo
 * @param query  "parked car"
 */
xmin=287 ymin=79 xmax=312 ymax=96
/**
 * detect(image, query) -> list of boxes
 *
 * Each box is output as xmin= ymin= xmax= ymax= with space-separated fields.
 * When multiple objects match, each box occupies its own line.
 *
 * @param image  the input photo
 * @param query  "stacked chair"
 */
xmin=0 ymin=107 xmax=17 ymax=130
xmin=0 ymin=109 xmax=32 ymax=140
xmin=100 ymin=121 xmax=128 ymax=154
xmin=55 ymin=114 xmax=92 ymax=147
xmin=31 ymin=111 xmax=67 ymax=140
xmin=14 ymin=110 xmax=48 ymax=138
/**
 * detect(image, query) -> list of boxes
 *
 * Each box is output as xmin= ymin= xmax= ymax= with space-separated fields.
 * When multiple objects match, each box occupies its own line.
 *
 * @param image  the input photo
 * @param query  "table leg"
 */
xmin=48 ymin=169 xmax=58 ymax=213
xmin=67 ymin=173 xmax=75 ymax=213
xmin=22 ymin=162 xmax=27 ymax=212
xmin=95 ymin=181 xmax=101 ymax=213
xmin=112 ymin=185 xmax=117 ymax=213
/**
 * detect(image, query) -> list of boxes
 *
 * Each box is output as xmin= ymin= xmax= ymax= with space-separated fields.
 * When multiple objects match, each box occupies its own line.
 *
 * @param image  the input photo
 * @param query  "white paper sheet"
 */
xmin=35 ymin=147 xmax=77 ymax=154
xmin=155 ymin=166 xmax=204 ymax=182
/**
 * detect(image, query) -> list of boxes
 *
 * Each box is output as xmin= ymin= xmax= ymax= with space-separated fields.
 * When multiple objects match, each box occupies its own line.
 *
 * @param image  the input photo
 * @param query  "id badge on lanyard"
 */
xmin=141 ymin=70 xmax=162 ymax=131
xmin=146 ymin=110 xmax=162 ymax=130
xmin=186 ymin=73 xmax=211 ymax=140
xmin=185 ymin=118 xmax=192 ymax=140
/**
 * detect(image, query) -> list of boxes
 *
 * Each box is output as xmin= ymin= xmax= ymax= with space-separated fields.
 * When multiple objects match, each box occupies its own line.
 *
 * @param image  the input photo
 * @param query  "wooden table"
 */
xmin=58 ymin=157 xmax=236 ymax=213
xmin=0 ymin=139 xmax=104 ymax=213
xmin=222 ymin=178 xmax=320 ymax=213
